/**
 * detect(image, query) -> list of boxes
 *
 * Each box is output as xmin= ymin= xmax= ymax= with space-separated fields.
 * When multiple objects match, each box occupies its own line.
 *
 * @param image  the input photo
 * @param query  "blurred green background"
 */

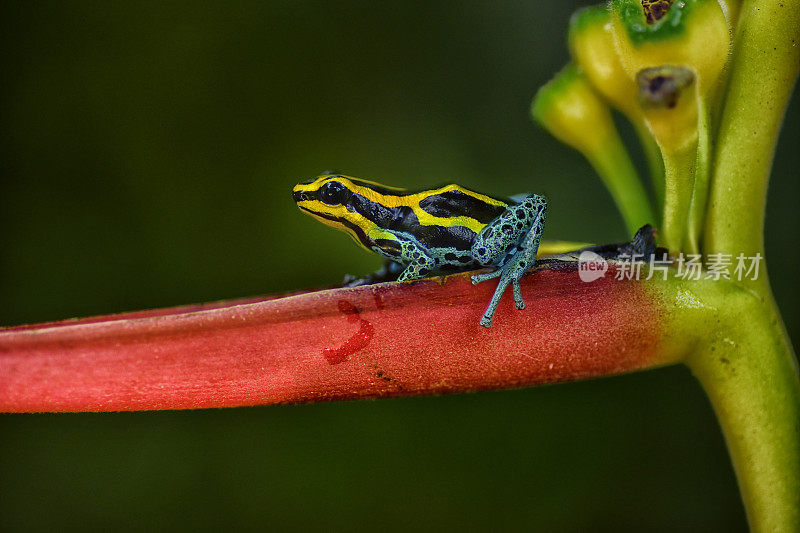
xmin=1 ymin=1 xmax=797 ymax=530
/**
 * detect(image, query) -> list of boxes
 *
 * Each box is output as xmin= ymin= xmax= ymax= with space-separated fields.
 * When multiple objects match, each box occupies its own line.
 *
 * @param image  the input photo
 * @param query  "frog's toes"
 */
xmin=512 ymin=280 xmax=525 ymax=310
xmin=471 ymin=269 xmax=501 ymax=285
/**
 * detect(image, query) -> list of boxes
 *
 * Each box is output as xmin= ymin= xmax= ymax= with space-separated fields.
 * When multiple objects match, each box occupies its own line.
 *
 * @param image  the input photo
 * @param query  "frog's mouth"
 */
xmin=297 ymin=205 xmax=341 ymax=225
xmin=297 ymin=205 xmax=371 ymax=250
xmin=297 ymin=205 xmax=322 ymax=217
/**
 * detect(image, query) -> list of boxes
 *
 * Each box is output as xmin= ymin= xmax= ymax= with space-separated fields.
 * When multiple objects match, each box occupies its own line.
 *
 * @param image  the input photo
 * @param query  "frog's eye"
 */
xmin=319 ymin=181 xmax=350 ymax=205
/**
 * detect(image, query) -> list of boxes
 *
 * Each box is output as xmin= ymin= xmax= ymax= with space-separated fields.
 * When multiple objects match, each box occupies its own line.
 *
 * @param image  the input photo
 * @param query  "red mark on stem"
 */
xmin=322 ymin=300 xmax=375 ymax=365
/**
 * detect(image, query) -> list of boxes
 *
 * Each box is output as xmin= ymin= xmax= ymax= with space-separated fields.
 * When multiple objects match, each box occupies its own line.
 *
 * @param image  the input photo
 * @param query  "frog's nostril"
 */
xmin=293 ymin=190 xmax=312 ymax=203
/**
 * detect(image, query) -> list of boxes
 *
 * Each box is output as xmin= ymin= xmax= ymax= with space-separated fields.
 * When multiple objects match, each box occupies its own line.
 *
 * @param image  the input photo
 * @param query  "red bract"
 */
xmin=0 ymin=268 xmax=667 ymax=412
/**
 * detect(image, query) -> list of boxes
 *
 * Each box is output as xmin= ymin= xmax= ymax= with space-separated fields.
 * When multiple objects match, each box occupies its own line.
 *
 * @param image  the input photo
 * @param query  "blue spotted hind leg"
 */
xmin=471 ymin=195 xmax=547 ymax=327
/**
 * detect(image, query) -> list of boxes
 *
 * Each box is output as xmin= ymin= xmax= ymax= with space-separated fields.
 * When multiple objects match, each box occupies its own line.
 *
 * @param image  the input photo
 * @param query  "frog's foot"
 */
xmin=343 ymin=274 xmax=369 ymax=287
xmin=343 ymin=260 xmax=404 ymax=287
xmin=471 ymin=258 xmax=528 ymax=328
xmin=397 ymin=256 xmax=437 ymax=283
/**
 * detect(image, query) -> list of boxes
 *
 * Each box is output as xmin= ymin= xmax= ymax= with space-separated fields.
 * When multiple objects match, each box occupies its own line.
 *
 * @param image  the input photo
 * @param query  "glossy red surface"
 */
xmin=0 ymin=268 xmax=664 ymax=412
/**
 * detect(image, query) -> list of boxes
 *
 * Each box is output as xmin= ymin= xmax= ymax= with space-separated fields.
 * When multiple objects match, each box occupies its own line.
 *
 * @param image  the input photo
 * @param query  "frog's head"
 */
xmin=293 ymin=173 xmax=393 ymax=248
xmin=293 ymin=173 xmax=352 ymax=210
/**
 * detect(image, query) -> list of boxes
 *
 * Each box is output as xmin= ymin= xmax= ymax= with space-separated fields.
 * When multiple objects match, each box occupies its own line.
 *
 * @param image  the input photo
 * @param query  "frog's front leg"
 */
xmin=471 ymin=195 xmax=547 ymax=328
xmin=392 ymin=236 xmax=437 ymax=282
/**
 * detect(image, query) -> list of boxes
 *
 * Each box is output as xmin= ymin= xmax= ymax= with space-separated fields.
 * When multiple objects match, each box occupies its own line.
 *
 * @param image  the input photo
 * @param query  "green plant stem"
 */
xmin=585 ymin=134 xmax=657 ymax=235
xmin=633 ymin=118 xmax=665 ymax=214
xmin=689 ymin=309 xmax=799 ymax=532
xmin=650 ymin=276 xmax=800 ymax=532
xmin=696 ymin=2 xmax=800 ymax=524
xmin=704 ymin=0 xmax=800 ymax=268
xmin=685 ymin=100 xmax=711 ymax=255
xmin=659 ymin=142 xmax=697 ymax=253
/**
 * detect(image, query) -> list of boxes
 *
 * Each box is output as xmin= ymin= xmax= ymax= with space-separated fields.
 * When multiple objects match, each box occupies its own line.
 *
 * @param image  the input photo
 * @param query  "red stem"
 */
xmin=0 ymin=269 xmax=666 ymax=412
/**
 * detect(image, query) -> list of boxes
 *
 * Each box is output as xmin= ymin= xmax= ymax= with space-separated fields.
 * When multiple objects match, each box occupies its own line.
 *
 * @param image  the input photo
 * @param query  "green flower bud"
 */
xmin=532 ymin=64 xmax=615 ymax=156
xmin=610 ymin=0 xmax=730 ymax=97
xmin=637 ymin=65 xmax=699 ymax=153
xmin=569 ymin=5 xmax=638 ymax=118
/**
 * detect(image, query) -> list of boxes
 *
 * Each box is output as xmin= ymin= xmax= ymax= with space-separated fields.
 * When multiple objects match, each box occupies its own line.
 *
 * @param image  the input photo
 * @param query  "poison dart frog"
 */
xmin=292 ymin=173 xmax=547 ymax=327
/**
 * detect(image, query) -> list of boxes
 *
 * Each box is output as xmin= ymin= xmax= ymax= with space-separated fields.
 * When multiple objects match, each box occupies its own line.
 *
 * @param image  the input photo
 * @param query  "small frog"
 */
xmin=293 ymin=173 xmax=547 ymax=327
